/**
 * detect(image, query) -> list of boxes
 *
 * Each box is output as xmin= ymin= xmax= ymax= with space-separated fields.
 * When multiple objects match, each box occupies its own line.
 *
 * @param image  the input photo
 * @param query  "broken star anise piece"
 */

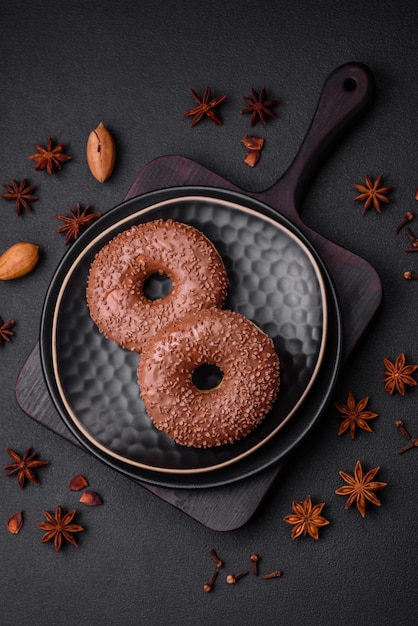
xmin=242 ymin=135 xmax=265 ymax=168
xmin=56 ymin=203 xmax=102 ymax=245
xmin=335 ymin=391 xmax=378 ymax=439
xmin=0 ymin=179 xmax=38 ymax=215
xmin=335 ymin=460 xmax=387 ymax=518
xmin=383 ymin=352 xmax=418 ymax=395
xmin=28 ymin=137 xmax=72 ymax=174
xmin=240 ymin=87 xmax=279 ymax=127
xmin=353 ymin=174 xmax=391 ymax=213
xmin=283 ymin=495 xmax=330 ymax=540
xmin=3 ymin=447 xmax=48 ymax=488
xmin=0 ymin=317 xmax=15 ymax=346
xmin=183 ymin=87 xmax=227 ymax=126
xmin=38 ymin=505 xmax=85 ymax=552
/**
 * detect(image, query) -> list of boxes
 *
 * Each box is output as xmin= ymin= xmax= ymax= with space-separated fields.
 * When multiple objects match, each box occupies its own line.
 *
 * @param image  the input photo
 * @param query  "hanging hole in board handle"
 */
xmin=343 ymin=77 xmax=358 ymax=91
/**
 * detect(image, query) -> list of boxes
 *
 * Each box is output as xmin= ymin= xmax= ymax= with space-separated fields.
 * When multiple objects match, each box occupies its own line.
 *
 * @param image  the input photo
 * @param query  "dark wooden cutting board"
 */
xmin=16 ymin=63 xmax=381 ymax=530
xmin=124 ymin=63 xmax=381 ymax=358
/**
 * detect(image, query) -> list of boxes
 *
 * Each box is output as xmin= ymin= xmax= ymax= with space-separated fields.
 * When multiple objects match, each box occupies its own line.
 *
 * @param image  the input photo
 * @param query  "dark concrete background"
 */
xmin=1 ymin=2 xmax=417 ymax=624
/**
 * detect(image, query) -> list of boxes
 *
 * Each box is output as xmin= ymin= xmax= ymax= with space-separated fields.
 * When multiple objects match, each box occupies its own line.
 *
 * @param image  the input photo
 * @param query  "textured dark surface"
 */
xmin=2 ymin=2 xmax=418 ymax=626
xmin=16 ymin=343 xmax=283 ymax=531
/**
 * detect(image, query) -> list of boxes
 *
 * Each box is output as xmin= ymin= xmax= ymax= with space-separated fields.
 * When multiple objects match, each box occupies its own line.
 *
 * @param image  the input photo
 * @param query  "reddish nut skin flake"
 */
xmin=242 ymin=135 xmax=264 ymax=167
xmin=68 ymin=474 xmax=89 ymax=491
xmin=79 ymin=490 xmax=103 ymax=506
xmin=7 ymin=511 xmax=23 ymax=534
xmin=241 ymin=135 xmax=265 ymax=151
xmin=209 ymin=548 xmax=223 ymax=569
xmin=244 ymin=150 xmax=261 ymax=167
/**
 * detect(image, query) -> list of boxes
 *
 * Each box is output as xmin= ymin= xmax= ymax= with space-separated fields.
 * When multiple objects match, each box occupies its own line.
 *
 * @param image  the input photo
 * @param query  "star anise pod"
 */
xmin=56 ymin=203 xmax=102 ymax=244
xmin=335 ymin=460 xmax=387 ymax=517
xmin=38 ymin=505 xmax=85 ymax=552
xmin=240 ymin=87 xmax=279 ymax=127
xmin=335 ymin=391 xmax=378 ymax=439
xmin=28 ymin=137 xmax=72 ymax=174
xmin=353 ymin=174 xmax=391 ymax=213
xmin=183 ymin=87 xmax=227 ymax=126
xmin=0 ymin=317 xmax=15 ymax=346
xmin=383 ymin=352 xmax=418 ymax=395
xmin=0 ymin=179 xmax=38 ymax=215
xmin=283 ymin=495 xmax=330 ymax=540
xmin=3 ymin=447 xmax=48 ymax=488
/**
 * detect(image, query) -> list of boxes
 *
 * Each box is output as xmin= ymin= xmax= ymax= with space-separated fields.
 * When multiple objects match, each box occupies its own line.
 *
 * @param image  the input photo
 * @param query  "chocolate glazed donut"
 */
xmin=138 ymin=309 xmax=280 ymax=448
xmin=86 ymin=219 xmax=228 ymax=352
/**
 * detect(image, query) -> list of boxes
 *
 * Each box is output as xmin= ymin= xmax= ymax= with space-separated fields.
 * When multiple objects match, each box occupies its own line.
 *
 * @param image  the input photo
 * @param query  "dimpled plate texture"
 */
xmin=45 ymin=192 xmax=327 ymax=477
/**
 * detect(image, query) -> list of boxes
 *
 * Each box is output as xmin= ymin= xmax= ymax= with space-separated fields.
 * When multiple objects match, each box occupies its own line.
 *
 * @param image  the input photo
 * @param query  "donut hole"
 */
xmin=142 ymin=272 xmax=173 ymax=301
xmin=192 ymin=363 xmax=224 ymax=392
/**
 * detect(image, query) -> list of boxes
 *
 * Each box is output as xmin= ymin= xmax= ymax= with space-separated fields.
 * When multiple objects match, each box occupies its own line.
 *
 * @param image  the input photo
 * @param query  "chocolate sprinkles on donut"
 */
xmin=138 ymin=309 xmax=280 ymax=448
xmin=86 ymin=219 xmax=228 ymax=352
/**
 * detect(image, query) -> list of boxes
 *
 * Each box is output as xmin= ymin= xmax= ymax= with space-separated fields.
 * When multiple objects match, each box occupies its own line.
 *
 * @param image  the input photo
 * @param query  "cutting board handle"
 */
xmin=265 ymin=62 xmax=375 ymax=214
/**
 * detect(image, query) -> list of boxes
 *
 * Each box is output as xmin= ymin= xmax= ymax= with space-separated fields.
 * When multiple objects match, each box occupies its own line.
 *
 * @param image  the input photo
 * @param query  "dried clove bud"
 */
xmin=399 ymin=438 xmax=418 ymax=454
xmin=250 ymin=553 xmax=259 ymax=576
xmin=209 ymin=548 xmax=223 ymax=569
xmin=7 ymin=511 xmax=23 ymax=534
xmin=395 ymin=420 xmax=411 ymax=440
xmin=203 ymin=571 xmax=218 ymax=593
xmin=68 ymin=474 xmax=89 ymax=491
xmin=226 ymin=571 xmax=249 ymax=584
xmin=403 ymin=271 xmax=418 ymax=280
xmin=405 ymin=227 xmax=418 ymax=248
xmin=396 ymin=211 xmax=414 ymax=233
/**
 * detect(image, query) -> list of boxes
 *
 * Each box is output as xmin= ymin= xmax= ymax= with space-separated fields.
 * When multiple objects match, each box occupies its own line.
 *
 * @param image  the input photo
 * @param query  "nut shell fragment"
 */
xmin=68 ymin=474 xmax=89 ymax=491
xmin=7 ymin=511 xmax=23 ymax=534
xmin=244 ymin=151 xmax=261 ymax=167
xmin=241 ymin=135 xmax=265 ymax=151
xmin=79 ymin=490 xmax=103 ymax=506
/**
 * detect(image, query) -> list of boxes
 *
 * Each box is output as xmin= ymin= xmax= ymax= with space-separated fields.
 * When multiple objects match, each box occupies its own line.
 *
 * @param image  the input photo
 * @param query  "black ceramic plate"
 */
xmin=40 ymin=187 xmax=342 ymax=488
